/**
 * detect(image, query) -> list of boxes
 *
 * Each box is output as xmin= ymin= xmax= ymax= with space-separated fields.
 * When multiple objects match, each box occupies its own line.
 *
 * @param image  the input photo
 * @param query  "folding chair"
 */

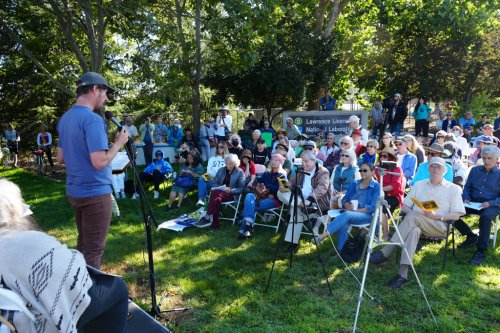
xmin=254 ymin=203 xmax=285 ymax=233
xmin=491 ymin=215 xmax=499 ymax=248
xmin=220 ymin=194 xmax=242 ymax=225
xmin=419 ymin=220 xmax=455 ymax=270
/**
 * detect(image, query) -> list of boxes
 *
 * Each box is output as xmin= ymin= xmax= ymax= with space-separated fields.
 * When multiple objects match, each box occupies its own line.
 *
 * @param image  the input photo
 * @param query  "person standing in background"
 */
xmin=57 ymin=72 xmax=129 ymax=269
xmin=37 ymin=123 xmax=55 ymax=174
xmin=140 ymin=116 xmax=155 ymax=165
xmin=4 ymin=123 xmax=20 ymax=167
xmin=370 ymin=100 xmax=384 ymax=139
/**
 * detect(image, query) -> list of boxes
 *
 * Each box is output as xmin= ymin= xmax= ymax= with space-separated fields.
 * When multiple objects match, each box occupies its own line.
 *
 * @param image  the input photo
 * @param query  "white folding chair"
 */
xmin=220 ymin=194 xmax=242 ymax=225
xmin=254 ymin=204 xmax=285 ymax=233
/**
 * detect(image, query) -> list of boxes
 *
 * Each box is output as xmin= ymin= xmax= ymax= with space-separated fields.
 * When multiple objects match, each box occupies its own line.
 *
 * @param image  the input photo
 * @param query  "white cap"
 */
xmin=394 ymin=93 xmax=402 ymax=98
xmin=429 ymin=157 xmax=446 ymax=168
xmin=220 ymin=105 xmax=230 ymax=111
xmin=347 ymin=115 xmax=360 ymax=123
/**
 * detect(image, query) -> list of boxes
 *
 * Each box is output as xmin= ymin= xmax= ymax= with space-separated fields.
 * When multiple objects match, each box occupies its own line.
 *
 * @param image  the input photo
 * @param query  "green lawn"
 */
xmin=2 ymin=168 xmax=499 ymax=333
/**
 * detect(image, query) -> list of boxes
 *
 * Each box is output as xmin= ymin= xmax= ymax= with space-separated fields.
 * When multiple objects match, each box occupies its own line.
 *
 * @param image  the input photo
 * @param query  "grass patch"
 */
xmin=2 ymin=168 xmax=499 ymax=332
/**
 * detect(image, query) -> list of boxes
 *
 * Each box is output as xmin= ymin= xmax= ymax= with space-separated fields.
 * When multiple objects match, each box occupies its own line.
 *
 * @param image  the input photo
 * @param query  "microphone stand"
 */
xmin=122 ymin=135 xmax=190 ymax=317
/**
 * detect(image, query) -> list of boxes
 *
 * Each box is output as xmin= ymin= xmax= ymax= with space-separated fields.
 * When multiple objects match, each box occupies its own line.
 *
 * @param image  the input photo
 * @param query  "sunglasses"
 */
xmin=303 ymin=147 xmax=314 ymax=150
xmin=367 ymin=145 xmax=375 ymax=148
xmin=380 ymin=154 xmax=389 ymax=158
xmin=341 ymin=142 xmax=349 ymax=145
xmin=437 ymin=136 xmax=445 ymax=139
xmin=426 ymin=152 xmax=441 ymax=156
xmin=341 ymin=154 xmax=350 ymax=158
xmin=360 ymin=169 xmax=371 ymax=173
xmin=395 ymin=142 xmax=404 ymax=146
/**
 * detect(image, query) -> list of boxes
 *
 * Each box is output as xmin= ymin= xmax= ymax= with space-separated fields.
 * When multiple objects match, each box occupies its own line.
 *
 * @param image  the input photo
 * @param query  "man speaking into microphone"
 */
xmin=57 ymin=72 xmax=129 ymax=269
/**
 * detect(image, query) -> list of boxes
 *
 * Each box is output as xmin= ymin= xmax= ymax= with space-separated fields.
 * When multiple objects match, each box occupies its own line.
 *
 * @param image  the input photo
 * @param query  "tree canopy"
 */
xmin=1 ymin=0 xmax=498 ymax=135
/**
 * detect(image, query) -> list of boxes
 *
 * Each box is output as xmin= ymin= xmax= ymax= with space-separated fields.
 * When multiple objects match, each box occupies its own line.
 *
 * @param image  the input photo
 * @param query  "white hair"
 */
xmin=225 ymin=153 xmax=241 ymax=168
xmin=301 ymin=151 xmax=317 ymax=162
xmin=0 ymin=179 xmax=35 ymax=235
xmin=482 ymin=145 xmax=500 ymax=159
xmin=344 ymin=149 xmax=358 ymax=166
xmin=341 ymin=136 xmax=353 ymax=148
xmin=253 ymin=129 xmax=261 ymax=136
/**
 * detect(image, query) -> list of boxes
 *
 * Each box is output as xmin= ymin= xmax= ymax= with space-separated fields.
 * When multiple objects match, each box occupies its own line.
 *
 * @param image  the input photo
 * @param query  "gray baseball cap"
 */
xmin=77 ymin=72 xmax=116 ymax=93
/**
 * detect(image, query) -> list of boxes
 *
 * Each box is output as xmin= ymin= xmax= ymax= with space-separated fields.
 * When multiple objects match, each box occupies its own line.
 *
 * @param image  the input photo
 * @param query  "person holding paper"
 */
xmin=454 ymin=145 xmax=500 ymax=265
xmin=370 ymin=157 xmax=465 ymax=288
xmin=238 ymin=154 xmax=288 ymax=239
xmin=278 ymin=151 xmax=331 ymax=253
xmin=196 ymin=142 xmax=228 ymax=206
xmin=312 ymin=162 xmax=380 ymax=254
xmin=194 ymin=154 xmax=245 ymax=230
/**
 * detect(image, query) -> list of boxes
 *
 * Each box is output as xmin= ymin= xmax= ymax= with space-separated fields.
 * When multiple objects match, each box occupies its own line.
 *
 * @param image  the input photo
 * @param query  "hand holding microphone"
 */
xmin=105 ymin=111 xmax=129 ymax=147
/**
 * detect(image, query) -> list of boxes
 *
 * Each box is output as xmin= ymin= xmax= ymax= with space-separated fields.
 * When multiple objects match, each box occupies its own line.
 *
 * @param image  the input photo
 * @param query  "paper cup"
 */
xmin=351 ymin=200 xmax=359 ymax=211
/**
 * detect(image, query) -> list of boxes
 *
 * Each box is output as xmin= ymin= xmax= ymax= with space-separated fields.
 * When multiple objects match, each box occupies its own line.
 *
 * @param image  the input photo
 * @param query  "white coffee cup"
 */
xmin=351 ymin=200 xmax=359 ymax=211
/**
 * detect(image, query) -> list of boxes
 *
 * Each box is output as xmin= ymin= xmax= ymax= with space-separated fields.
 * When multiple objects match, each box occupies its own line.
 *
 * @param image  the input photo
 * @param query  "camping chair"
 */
xmin=220 ymin=194 xmax=242 ymax=225
xmin=254 ymin=203 xmax=285 ymax=234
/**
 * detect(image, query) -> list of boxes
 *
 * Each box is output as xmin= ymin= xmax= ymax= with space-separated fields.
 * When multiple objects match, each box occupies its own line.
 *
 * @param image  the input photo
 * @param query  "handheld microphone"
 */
xmin=104 ymin=111 xmax=122 ymax=130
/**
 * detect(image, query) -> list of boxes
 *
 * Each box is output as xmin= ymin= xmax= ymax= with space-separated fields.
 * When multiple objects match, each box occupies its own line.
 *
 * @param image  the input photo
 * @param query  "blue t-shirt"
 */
xmin=57 ymin=105 xmax=112 ymax=198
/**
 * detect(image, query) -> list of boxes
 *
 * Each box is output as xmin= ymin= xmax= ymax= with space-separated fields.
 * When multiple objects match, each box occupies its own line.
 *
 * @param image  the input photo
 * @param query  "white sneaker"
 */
xmin=154 ymin=191 xmax=159 ymax=199
xmin=196 ymin=199 xmax=204 ymax=207
xmin=120 ymin=192 xmax=127 ymax=199
xmin=132 ymin=193 xmax=139 ymax=200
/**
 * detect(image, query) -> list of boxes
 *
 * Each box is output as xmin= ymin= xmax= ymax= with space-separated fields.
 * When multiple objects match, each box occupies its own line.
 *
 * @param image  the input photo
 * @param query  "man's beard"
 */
xmin=94 ymin=104 xmax=105 ymax=116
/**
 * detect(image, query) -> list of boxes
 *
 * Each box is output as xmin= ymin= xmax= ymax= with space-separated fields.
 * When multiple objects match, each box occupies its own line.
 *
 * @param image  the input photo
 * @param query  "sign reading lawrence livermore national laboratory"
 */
xmin=282 ymin=110 xmax=369 ymax=137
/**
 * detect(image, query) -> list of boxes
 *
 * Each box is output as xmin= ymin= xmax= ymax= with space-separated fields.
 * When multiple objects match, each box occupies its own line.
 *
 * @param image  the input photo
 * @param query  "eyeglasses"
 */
xmin=367 ymin=145 xmax=375 ymax=148
xmin=341 ymin=154 xmax=350 ymax=158
xmin=395 ymin=143 xmax=404 ymax=146
xmin=426 ymin=152 xmax=440 ymax=157
xmin=437 ymin=136 xmax=445 ymax=139
xmin=360 ymin=169 xmax=371 ymax=173
xmin=380 ymin=154 xmax=389 ymax=158
xmin=340 ymin=142 xmax=349 ymax=145
xmin=303 ymin=147 xmax=314 ymax=150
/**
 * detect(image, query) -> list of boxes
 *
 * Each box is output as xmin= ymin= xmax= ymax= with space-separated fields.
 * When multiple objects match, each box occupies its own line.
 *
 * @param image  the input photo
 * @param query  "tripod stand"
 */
xmin=265 ymin=171 xmax=332 ymax=294
xmin=352 ymin=167 xmax=437 ymax=332
xmin=121 ymin=136 xmax=190 ymax=317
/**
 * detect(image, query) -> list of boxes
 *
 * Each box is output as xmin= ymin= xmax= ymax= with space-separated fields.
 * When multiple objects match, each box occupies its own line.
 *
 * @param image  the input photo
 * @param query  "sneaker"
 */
xmin=470 ymin=251 xmax=485 ymax=266
xmin=238 ymin=224 xmax=254 ymax=239
xmin=154 ymin=191 xmax=159 ymax=199
xmin=120 ymin=192 xmax=127 ymax=199
xmin=193 ymin=216 xmax=212 ymax=228
xmin=196 ymin=199 xmax=204 ymax=207
xmin=458 ymin=234 xmax=478 ymax=249
xmin=115 ymin=192 xmax=121 ymax=199
xmin=387 ymin=274 xmax=408 ymax=288
xmin=132 ymin=193 xmax=139 ymax=200
xmin=369 ymin=250 xmax=388 ymax=265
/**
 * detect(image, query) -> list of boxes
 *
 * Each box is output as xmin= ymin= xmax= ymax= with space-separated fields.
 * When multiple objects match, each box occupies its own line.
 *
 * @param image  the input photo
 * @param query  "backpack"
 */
xmin=339 ymin=236 xmax=366 ymax=263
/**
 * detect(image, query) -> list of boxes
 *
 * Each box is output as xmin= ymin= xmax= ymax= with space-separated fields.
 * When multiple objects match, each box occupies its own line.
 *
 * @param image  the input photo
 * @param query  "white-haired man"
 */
xmin=454 ymin=145 xmax=500 ymax=265
xmin=285 ymin=117 xmax=300 ymax=140
xmin=370 ymin=157 xmax=465 ymax=288
xmin=347 ymin=115 xmax=369 ymax=145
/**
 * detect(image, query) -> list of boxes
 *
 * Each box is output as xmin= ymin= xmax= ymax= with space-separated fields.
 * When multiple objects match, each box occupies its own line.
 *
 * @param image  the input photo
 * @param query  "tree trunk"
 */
xmin=192 ymin=0 xmax=202 ymax=136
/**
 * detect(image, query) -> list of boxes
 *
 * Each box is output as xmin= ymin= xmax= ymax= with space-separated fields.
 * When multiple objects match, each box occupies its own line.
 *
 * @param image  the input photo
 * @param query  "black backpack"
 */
xmin=339 ymin=236 xmax=366 ymax=263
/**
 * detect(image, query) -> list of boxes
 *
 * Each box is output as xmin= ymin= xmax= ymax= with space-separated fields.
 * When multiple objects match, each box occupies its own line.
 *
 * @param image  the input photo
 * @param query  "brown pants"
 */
xmin=69 ymin=194 xmax=112 ymax=269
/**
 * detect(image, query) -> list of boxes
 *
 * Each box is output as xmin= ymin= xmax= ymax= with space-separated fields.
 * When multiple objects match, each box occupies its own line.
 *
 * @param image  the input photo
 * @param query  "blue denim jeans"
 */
xmin=389 ymin=122 xmax=404 ymax=136
xmin=198 ymin=178 xmax=215 ymax=200
xmin=200 ymin=138 xmax=211 ymax=162
xmin=241 ymin=193 xmax=279 ymax=229
xmin=326 ymin=211 xmax=373 ymax=251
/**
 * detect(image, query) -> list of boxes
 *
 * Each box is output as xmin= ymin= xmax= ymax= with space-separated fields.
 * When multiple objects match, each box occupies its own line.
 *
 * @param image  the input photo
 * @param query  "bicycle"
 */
xmin=32 ymin=148 xmax=46 ymax=175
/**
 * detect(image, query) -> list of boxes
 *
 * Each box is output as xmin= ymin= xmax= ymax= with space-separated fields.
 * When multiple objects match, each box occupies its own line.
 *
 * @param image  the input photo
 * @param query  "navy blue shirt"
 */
xmin=462 ymin=165 xmax=500 ymax=207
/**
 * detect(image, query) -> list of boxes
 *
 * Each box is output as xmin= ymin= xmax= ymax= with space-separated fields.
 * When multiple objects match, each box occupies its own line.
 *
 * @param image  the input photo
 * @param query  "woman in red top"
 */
xmin=240 ymin=149 xmax=256 ymax=191
xmin=375 ymin=147 xmax=405 ymax=240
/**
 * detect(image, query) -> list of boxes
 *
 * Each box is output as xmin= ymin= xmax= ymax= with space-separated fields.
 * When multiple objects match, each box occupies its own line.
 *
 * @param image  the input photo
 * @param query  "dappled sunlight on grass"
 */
xmin=2 ymin=168 xmax=499 ymax=332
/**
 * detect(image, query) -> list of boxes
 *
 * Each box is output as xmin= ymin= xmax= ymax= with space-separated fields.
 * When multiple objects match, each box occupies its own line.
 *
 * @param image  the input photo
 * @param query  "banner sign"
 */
xmin=282 ymin=110 xmax=369 ymax=137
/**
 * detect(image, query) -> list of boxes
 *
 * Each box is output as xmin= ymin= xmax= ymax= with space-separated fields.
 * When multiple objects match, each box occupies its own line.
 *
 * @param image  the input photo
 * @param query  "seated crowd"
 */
xmin=116 ymin=103 xmax=498 ymax=277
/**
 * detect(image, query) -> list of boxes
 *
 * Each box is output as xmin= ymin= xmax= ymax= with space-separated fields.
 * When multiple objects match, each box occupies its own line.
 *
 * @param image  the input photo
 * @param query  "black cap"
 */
xmin=77 ymin=72 xmax=116 ymax=93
